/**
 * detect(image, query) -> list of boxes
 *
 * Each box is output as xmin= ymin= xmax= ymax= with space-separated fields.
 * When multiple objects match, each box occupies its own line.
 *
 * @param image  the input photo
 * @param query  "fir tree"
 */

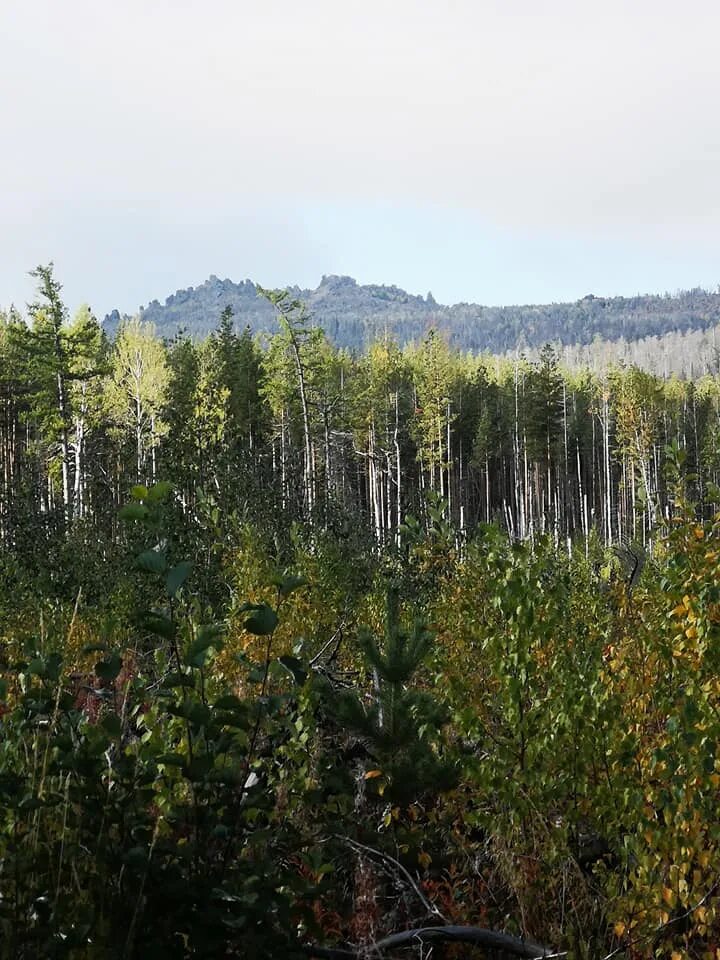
xmin=335 ymin=585 xmax=457 ymax=806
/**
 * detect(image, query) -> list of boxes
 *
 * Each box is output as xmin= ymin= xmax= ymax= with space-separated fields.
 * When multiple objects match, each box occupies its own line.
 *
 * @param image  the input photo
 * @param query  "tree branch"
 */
xmin=304 ymin=925 xmax=563 ymax=958
xmin=331 ymin=834 xmax=447 ymax=922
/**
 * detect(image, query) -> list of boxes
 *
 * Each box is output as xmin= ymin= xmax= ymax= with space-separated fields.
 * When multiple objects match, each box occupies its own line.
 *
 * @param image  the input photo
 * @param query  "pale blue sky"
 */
xmin=2 ymin=0 xmax=720 ymax=316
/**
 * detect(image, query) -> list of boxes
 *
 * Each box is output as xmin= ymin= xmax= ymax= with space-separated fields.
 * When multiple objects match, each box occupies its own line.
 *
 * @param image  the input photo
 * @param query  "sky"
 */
xmin=1 ymin=0 xmax=720 ymax=317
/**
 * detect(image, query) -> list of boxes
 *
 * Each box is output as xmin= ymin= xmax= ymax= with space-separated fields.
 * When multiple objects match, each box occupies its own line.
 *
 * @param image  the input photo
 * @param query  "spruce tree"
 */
xmin=335 ymin=585 xmax=457 ymax=806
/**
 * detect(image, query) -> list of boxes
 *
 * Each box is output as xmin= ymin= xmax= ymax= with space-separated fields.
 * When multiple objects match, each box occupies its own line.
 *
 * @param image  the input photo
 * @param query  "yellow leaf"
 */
xmin=613 ymin=921 xmax=626 ymax=938
xmin=663 ymin=886 xmax=676 ymax=907
xmin=364 ymin=769 xmax=382 ymax=779
xmin=686 ymin=626 xmax=698 ymax=640
xmin=418 ymin=850 xmax=432 ymax=869
xmin=672 ymin=604 xmax=687 ymax=617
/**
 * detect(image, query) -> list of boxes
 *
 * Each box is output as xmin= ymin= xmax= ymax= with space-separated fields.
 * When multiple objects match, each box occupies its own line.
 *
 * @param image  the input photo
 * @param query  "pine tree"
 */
xmin=163 ymin=334 xmax=201 ymax=504
xmin=25 ymin=264 xmax=74 ymax=520
xmin=260 ymin=288 xmax=333 ymax=520
xmin=19 ymin=266 xmax=106 ymax=524
xmin=0 ymin=309 xmax=32 ymax=538
xmin=335 ymin=585 xmax=457 ymax=806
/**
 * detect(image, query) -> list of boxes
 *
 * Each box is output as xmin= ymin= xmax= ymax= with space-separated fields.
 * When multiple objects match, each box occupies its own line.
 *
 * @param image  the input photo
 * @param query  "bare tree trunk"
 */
xmin=394 ymin=392 xmax=401 ymax=545
xmin=286 ymin=329 xmax=314 ymax=517
xmin=57 ymin=369 xmax=71 ymax=521
xmin=73 ymin=414 xmax=84 ymax=518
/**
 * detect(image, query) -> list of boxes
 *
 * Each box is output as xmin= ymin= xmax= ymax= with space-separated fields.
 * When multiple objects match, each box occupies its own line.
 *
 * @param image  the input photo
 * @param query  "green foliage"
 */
xmin=0 ymin=494 xmax=319 ymax=958
xmin=0 ymin=482 xmax=470 ymax=957
xmin=7 ymin=472 xmax=720 ymax=955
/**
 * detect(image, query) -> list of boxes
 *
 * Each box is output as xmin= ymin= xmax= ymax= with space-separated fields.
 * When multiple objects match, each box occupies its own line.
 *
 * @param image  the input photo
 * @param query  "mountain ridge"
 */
xmin=104 ymin=274 xmax=720 ymax=354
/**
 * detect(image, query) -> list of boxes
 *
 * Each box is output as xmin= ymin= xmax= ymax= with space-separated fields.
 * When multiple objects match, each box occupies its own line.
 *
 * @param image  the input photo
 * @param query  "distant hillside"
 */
xmin=104 ymin=274 xmax=720 ymax=354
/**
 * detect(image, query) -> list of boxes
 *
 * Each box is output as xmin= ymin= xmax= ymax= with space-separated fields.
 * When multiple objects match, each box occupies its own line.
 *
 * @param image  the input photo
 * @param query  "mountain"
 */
xmin=104 ymin=274 xmax=720 ymax=354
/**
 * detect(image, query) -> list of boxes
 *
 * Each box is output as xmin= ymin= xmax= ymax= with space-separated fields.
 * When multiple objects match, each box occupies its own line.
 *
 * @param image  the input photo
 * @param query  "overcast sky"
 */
xmin=2 ymin=0 xmax=720 ymax=316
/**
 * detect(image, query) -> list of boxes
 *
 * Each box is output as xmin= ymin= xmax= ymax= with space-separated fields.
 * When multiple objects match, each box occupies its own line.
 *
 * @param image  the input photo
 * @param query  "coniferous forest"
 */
xmin=4 ymin=266 xmax=720 ymax=958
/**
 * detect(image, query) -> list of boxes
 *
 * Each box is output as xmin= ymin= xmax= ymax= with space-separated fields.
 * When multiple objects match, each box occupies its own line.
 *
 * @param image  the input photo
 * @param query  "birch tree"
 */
xmin=107 ymin=319 xmax=168 ymax=484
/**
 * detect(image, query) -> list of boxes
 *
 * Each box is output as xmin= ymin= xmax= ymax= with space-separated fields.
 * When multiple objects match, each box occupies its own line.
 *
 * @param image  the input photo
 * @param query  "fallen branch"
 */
xmin=310 ymin=625 xmax=345 ymax=667
xmin=304 ymin=925 xmax=563 ymax=958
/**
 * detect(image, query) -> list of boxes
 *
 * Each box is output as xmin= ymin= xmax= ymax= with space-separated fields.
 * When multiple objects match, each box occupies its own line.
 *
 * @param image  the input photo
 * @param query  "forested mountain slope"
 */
xmin=104 ymin=274 xmax=720 ymax=353
xmin=517 ymin=320 xmax=720 ymax=378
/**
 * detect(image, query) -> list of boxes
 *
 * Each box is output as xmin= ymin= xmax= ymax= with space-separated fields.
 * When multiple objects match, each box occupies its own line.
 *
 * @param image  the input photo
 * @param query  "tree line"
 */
xmin=4 ymin=265 xmax=720 ymax=555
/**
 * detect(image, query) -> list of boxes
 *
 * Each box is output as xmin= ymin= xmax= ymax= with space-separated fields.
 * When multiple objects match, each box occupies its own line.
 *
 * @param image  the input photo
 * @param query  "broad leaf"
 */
xmin=244 ymin=603 xmax=278 ymax=636
xmin=139 ymin=610 xmax=176 ymax=640
xmin=166 ymin=561 xmax=193 ymax=597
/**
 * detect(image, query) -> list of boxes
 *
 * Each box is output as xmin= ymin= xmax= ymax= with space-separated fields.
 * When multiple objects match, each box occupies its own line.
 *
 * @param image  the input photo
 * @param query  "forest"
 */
xmin=3 ymin=266 xmax=720 ymax=957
